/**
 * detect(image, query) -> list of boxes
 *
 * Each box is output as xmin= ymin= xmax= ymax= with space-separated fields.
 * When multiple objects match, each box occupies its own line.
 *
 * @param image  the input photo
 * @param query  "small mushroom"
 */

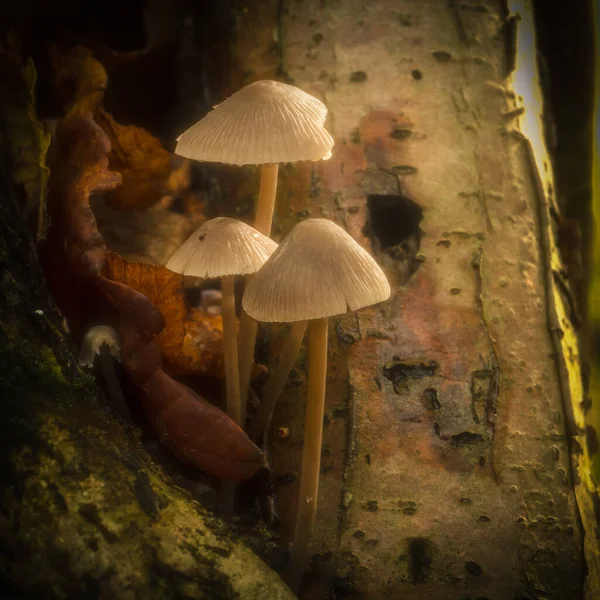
xmin=165 ymin=218 xmax=278 ymax=427
xmin=174 ymin=80 xmax=335 ymax=414
xmin=242 ymin=219 xmax=390 ymax=589
xmin=175 ymin=80 xmax=334 ymax=235
xmin=79 ymin=325 xmax=130 ymax=421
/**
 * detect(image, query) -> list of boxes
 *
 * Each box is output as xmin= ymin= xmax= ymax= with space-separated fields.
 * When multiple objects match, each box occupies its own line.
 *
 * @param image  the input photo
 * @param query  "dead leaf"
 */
xmin=103 ymin=252 xmax=225 ymax=377
xmin=96 ymin=107 xmax=172 ymax=210
xmin=50 ymin=45 xmax=107 ymax=115
xmin=138 ymin=366 xmax=262 ymax=480
xmin=52 ymin=45 xmax=175 ymax=212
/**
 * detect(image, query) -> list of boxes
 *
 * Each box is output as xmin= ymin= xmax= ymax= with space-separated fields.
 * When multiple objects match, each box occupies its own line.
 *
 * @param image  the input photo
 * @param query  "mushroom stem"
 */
xmin=249 ymin=320 xmax=307 ymax=442
xmin=221 ymin=275 xmax=242 ymax=426
xmin=98 ymin=343 xmax=131 ymax=422
xmin=238 ymin=302 xmax=258 ymax=425
xmin=239 ymin=163 xmax=278 ymax=424
xmin=254 ymin=163 xmax=279 ymax=235
xmin=286 ymin=317 xmax=328 ymax=590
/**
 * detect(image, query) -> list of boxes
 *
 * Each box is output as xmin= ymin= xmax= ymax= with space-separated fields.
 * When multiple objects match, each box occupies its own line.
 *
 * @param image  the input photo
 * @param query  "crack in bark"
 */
xmin=449 ymin=0 xmax=471 ymax=46
xmin=472 ymin=246 xmax=501 ymax=482
xmin=476 ymin=159 xmax=495 ymax=233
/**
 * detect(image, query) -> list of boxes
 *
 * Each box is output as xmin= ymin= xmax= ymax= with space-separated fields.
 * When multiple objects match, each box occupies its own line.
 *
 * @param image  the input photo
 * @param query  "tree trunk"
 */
xmin=2 ymin=1 xmax=597 ymax=599
xmin=0 ymin=163 xmax=293 ymax=598
xmin=201 ymin=1 xmax=597 ymax=598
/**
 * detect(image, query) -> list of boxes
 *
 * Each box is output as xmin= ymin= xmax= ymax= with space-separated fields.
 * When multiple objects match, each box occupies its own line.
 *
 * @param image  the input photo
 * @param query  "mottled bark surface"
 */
xmin=203 ymin=1 xmax=587 ymax=598
xmin=0 ymin=166 xmax=293 ymax=599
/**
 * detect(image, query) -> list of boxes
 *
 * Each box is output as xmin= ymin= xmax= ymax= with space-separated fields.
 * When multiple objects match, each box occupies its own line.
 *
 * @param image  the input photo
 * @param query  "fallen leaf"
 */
xmin=138 ymin=366 xmax=262 ymax=480
xmin=96 ymin=107 xmax=172 ymax=210
xmin=103 ymin=252 xmax=225 ymax=377
xmin=50 ymin=45 xmax=107 ymax=115
xmin=52 ymin=45 xmax=176 ymax=212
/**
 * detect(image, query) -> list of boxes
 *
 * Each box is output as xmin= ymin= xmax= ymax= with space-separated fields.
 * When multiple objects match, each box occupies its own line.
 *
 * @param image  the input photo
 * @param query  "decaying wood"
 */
xmin=200 ymin=1 xmax=591 ymax=598
xmin=0 ymin=164 xmax=293 ymax=598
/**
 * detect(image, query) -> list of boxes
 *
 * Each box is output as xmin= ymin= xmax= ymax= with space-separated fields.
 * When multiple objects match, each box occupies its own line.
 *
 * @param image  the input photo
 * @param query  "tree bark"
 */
xmin=0 ymin=164 xmax=293 ymax=598
xmin=202 ymin=1 xmax=596 ymax=598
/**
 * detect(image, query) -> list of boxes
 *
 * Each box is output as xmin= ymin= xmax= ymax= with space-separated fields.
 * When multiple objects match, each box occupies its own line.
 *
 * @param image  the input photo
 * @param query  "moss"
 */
xmin=36 ymin=346 xmax=68 ymax=385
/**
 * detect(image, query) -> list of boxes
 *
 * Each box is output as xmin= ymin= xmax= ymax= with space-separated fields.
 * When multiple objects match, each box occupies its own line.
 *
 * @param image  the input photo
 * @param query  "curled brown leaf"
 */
xmin=96 ymin=108 xmax=172 ymax=210
xmin=103 ymin=253 xmax=226 ymax=377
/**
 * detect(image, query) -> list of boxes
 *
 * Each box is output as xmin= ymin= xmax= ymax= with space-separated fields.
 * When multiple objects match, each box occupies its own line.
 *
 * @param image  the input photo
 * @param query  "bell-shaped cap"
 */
xmin=175 ymin=80 xmax=334 ymax=166
xmin=79 ymin=325 xmax=121 ymax=367
xmin=243 ymin=219 xmax=391 ymax=322
xmin=165 ymin=217 xmax=278 ymax=279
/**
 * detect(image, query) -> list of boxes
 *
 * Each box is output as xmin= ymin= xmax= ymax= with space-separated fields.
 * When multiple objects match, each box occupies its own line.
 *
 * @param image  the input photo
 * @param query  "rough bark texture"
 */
xmin=0 ymin=166 xmax=293 ymax=598
xmin=203 ymin=1 xmax=588 ymax=598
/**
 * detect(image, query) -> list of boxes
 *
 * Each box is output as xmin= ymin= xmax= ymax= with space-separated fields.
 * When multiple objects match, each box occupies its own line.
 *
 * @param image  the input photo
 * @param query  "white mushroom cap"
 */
xmin=79 ymin=325 xmax=121 ymax=367
xmin=165 ymin=217 xmax=278 ymax=279
xmin=242 ymin=219 xmax=391 ymax=322
xmin=175 ymin=80 xmax=334 ymax=166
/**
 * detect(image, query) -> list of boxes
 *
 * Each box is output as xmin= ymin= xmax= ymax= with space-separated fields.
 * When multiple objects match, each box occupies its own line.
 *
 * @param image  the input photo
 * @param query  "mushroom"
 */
xmin=175 ymin=80 xmax=334 ymax=235
xmin=79 ymin=325 xmax=130 ymax=421
xmin=242 ymin=218 xmax=390 ymax=588
xmin=174 ymin=80 xmax=334 ymax=416
xmin=165 ymin=217 xmax=278 ymax=427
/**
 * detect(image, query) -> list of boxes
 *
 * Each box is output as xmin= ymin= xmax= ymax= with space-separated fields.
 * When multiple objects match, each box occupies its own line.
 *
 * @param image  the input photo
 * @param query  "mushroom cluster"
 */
xmin=166 ymin=79 xmax=390 ymax=590
xmin=176 ymin=79 xmax=334 ymax=421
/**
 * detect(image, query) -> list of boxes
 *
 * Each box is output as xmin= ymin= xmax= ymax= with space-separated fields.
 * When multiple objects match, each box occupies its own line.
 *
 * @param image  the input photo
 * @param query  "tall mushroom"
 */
xmin=175 ymin=80 xmax=334 ymax=417
xmin=242 ymin=218 xmax=391 ymax=588
xmin=165 ymin=217 xmax=277 ymax=427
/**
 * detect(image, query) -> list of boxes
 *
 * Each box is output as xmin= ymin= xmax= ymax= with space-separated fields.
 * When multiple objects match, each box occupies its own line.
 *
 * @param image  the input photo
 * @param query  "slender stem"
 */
xmin=238 ymin=300 xmax=258 ymax=425
xmin=254 ymin=163 xmax=279 ymax=235
xmin=221 ymin=275 xmax=241 ymax=426
xmin=285 ymin=318 xmax=328 ymax=591
xmin=238 ymin=163 xmax=278 ymax=425
xmin=221 ymin=275 xmax=241 ymax=517
xmin=98 ymin=343 xmax=131 ymax=422
xmin=249 ymin=320 xmax=307 ymax=442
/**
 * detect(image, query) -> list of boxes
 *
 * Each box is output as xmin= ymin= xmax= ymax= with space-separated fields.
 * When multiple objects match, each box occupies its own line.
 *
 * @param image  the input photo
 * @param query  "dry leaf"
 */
xmin=103 ymin=253 xmax=225 ymax=377
xmin=96 ymin=108 xmax=172 ymax=210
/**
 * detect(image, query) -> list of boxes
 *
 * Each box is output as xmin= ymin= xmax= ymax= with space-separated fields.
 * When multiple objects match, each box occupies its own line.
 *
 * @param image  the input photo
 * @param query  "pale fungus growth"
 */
xmin=175 ymin=80 xmax=334 ymax=236
xmin=79 ymin=325 xmax=121 ymax=367
xmin=174 ymin=80 xmax=334 ymax=416
xmin=79 ymin=325 xmax=130 ymax=421
xmin=165 ymin=217 xmax=278 ymax=427
xmin=242 ymin=218 xmax=390 ymax=587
